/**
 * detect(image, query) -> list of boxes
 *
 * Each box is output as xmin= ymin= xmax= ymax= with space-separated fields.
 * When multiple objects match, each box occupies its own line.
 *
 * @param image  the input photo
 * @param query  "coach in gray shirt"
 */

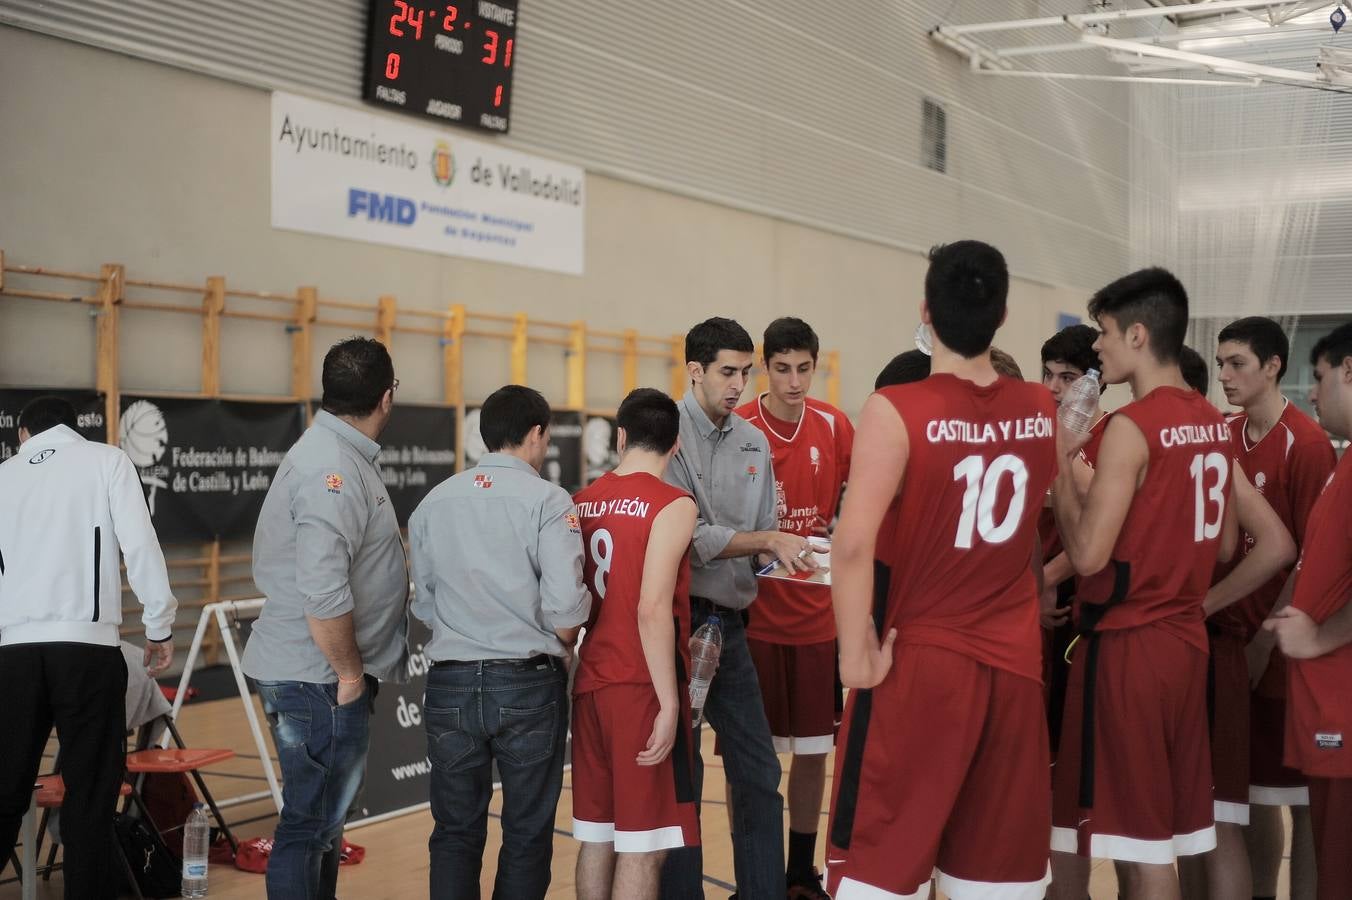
xmin=409 ymin=384 xmax=588 ymax=900
xmin=661 ymin=317 xmax=818 ymax=900
xmin=243 ymin=337 xmax=408 ymax=900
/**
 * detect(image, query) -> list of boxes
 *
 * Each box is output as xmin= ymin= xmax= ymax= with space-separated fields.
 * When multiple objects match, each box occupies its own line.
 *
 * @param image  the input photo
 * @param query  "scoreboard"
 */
xmin=363 ymin=1 xmax=520 ymax=133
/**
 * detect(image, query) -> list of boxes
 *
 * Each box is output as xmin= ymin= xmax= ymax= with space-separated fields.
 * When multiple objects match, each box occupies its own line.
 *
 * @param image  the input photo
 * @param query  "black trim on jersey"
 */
xmin=92 ymin=526 xmax=101 ymax=623
xmin=672 ymin=622 xmax=696 ymax=804
xmin=0 ymin=543 xmax=5 ymax=576
xmin=1076 ymin=559 xmax=1131 ymax=810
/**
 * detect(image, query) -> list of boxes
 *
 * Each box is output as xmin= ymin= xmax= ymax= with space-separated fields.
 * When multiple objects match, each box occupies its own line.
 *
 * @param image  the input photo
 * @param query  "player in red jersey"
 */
xmin=734 ymin=317 xmax=853 ymax=900
xmin=1214 ymin=318 xmax=1337 ymax=900
xmin=826 ymin=241 xmax=1058 ymax=900
xmin=1173 ymin=346 xmax=1297 ymax=900
xmin=1264 ymin=321 xmax=1352 ymax=899
xmin=1037 ymin=324 xmax=1109 ymax=754
xmin=571 ymin=388 xmax=700 ymax=900
xmin=1048 ymin=269 xmax=1238 ymax=900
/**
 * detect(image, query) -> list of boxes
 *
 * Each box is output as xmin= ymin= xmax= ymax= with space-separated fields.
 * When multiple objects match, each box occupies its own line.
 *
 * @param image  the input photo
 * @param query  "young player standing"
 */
xmin=1049 ymin=269 xmax=1238 ymax=900
xmin=571 ymin=388 xmax=701 ymax=900
xmin=1265 ymin=320 xmax=1352 ymax=899
xmin=735 ymin=317 xmax=853 ymax=898
xmin=826 ymin=241 xmax=1059 ymax=899
xmin=1214 ymin=317 xmax=1336 ymax=900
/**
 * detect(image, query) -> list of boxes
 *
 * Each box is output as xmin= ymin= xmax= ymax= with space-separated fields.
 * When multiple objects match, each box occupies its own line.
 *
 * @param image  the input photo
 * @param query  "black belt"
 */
xmin=1074 ymin=560 xmax=1132 ymax=810
xmin=433 ymin=654 xmax=561 ymax=670
xmin=691 ymin=595 xmax=748 ymax=626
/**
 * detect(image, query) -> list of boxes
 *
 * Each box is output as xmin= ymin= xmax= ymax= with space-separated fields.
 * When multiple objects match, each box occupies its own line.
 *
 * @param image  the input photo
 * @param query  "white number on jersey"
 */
xmin=952 ymin=454 xmax=1030 ymax=549
xmin=1189 ymin=452 xmax=1229 ymax=542
xmin=589 ymin=528 xmax=613 ymax=599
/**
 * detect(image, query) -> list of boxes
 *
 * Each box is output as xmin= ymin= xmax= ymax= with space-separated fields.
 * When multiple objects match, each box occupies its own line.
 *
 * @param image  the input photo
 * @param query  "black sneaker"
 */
xmin=787 ymin=869 xmax=832 ymax=900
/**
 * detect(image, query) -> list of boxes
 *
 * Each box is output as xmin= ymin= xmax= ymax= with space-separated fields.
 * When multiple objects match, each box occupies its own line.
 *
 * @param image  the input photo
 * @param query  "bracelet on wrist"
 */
xmin=337 ymin=672 xmax=364 ymax=685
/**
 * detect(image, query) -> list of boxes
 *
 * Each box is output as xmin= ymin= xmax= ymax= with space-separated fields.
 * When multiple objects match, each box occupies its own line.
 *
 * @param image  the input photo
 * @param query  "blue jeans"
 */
xmin=662 ymin=604 xmax=785 ymax=899
xmin=423 ymin=657 xmax=569 ymax=900
xmin=256 ymin=678 xmax=374 ymax=900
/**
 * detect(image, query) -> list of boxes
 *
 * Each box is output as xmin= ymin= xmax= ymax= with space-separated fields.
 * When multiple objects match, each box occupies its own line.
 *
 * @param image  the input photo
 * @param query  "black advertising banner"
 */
xmin=0 ymin=388 xmax=106 ymax=461
xmin=463 ymin=405 xmax=487 ymax=469
xmin=547 ymin=410 xmax=583 ymax=495
xmin=374 ymin=404 xmax=457 ymax=524
xmin=118 ymin=396 xmax=304 ymax=541
xmin=583 ymin=413 xmax=620 ymax=484
xmin=357 ymin=617 xmax=435 ymax=823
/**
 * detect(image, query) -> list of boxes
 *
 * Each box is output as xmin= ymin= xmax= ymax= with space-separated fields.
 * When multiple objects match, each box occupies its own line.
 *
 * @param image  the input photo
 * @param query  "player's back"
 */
xmin=876 ymin=374 xmax=1058 ymax=681
xmin=1079 ymin=386 xmax=1232 ymax=651
xmin=573 ymin=471 xmax=692 ymax=695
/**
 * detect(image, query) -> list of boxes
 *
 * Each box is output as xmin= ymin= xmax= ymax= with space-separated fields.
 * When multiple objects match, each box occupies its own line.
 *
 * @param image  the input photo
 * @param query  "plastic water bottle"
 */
xmin=182 ymin=803 xmax=210 ymax=898
xmin=688 ymin=615 xmax=723 ymax=728
xmin=1059 ymin=368 xmax=1101 ymax=434
xmin=914 ymin=322 xmax=933 ymax=356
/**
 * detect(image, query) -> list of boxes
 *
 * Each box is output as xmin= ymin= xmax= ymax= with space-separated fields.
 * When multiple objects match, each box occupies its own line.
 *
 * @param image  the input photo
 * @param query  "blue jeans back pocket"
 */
xmin=497 ymin=702 xmax=558 ymax=766
xmin=425 ymin=704 xmax=479 ymax=772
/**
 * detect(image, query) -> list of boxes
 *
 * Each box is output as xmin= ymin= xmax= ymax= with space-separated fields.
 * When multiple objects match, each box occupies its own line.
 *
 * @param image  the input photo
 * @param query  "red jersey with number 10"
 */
xmin=875 ymin=374 xmax=1058 ymax=682
xmin=1076 ymin=387 xmax=1232 ymax=653
xmin=736 ymin=394 xmax=854 ymax=644
xmin=572 ymin=472 xmax=692 ymax=696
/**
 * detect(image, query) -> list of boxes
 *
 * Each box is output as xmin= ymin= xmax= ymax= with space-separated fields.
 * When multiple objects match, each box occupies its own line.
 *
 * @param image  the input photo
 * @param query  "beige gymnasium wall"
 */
xmin=0 ymin=26 xmax=1096 ymax=414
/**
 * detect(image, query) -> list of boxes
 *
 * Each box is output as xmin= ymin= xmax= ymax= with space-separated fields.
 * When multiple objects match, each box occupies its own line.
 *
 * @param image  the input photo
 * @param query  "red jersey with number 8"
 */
xmin=875 ymin=374 xmax=1058 ymax=682
xmin=1076 ymin=386 xmax=1232 ymax=653
xmin=573 ymin=472 xmax=693 ymax=696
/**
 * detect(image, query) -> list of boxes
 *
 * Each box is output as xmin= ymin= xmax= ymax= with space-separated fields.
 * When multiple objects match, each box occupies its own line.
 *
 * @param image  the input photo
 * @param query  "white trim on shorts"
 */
xmin=1214 ymin=800 xmax=1250 ymax=826
xmin=835 ymin=876 xmax=930 ymax=900
xmin=1249 ymin=784 xmax=1310 ymax=807
xmin=936 ymin=865 xmax=1051 ymax=900
xmin=571 ymin=818 xmax=686 ymax=852
xmin=1050 ymin=824 xmax=1217 ymax=864
xmin=772 ymin=733 xmax=835 ymax=755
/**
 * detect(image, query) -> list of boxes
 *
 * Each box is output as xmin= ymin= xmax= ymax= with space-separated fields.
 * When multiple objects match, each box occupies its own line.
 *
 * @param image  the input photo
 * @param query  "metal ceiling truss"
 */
xmin=930 ymin=0 xmax=1352 ymax=93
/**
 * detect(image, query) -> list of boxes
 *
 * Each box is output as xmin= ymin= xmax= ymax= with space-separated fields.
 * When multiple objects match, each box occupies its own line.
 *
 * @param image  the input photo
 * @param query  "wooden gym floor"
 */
xmin=1 ymin=694 xmax=1292 ymax=899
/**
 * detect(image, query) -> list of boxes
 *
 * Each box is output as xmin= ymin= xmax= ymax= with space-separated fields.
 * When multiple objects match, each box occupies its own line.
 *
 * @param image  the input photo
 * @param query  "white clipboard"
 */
xmin=755 ymin=541 xmax=831 ymax=587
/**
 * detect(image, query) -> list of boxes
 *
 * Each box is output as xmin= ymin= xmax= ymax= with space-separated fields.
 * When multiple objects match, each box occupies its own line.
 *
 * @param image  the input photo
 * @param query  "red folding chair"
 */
xmin=124 ymin=714 xmax=238 ymax=854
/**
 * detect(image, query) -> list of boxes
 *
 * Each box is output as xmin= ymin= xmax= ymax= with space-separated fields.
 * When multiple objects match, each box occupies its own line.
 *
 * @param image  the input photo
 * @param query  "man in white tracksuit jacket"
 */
xmin=0 ymin=395 xmax=177 ymax=900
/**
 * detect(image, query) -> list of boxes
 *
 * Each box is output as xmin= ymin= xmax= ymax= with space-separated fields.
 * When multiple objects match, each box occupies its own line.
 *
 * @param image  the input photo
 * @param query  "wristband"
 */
xmin=338 ymin=673 xmax=364 ymax=685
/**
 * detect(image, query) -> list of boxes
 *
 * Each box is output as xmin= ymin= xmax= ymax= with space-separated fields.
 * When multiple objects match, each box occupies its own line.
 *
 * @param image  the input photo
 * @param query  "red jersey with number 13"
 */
xmin=572 ymin=472 xmax=693 ymax=696
xmin=736 ymin=394 xmax=854 ymax=644
xmin=875 ymin=374 xmax=1058 ymax=682
xmin=1076 ymin=387 xmax=1232 ymax=653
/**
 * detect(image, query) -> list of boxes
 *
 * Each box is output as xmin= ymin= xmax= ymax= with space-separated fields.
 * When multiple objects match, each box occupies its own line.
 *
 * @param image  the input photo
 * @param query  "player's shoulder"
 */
xmin=997 ymin=375 xmax=1055 ymax=409
xmin=1283 ymin=403 xmax=1331 ymax=444
xmin=733 ymin=396 xmax=763 ymax=424
xmin=728 ymin=411 xmax=771 ymax=449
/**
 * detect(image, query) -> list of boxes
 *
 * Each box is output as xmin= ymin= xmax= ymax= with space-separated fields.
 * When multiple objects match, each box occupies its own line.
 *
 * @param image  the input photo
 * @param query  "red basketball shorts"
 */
xmin=747 ymin=637 xmax=841 ymax=755
xmin=1209 ymin=630 xmax=1250 ymax=825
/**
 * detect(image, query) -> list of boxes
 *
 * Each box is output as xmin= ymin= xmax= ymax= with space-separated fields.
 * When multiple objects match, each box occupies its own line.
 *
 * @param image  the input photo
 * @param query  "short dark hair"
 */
xmin=1180 ymin=345 xmax=1209 ymax=396
xmin=616 ymin=388 xmax=680 ymax=454
xmin=1217 ymin=316 xmax=1289 ymax=381
xmin=875 ymin=350 xmax=931 ymax=390
xmin=18 ymin=396 xmax=79 ymax=435
xmin=1087 ymin=267 xmax=1189 ymax=364
xmin=321 ymin=337 xmax=395 ymax=417
xmin=762 ymin=317 xmax=819 ymax=364
xmin=480 ymin=385 xmax=551 ymax=451
xmin=1041 ymin=324 xmax=1102 ymax=376
xmin=685 ymin=317 xmax=754 ymax=369
xmin=1310 ymin=321 xmax=1352 ymax=369
xmin=925 ymin=241 xmax=1009 ymax=358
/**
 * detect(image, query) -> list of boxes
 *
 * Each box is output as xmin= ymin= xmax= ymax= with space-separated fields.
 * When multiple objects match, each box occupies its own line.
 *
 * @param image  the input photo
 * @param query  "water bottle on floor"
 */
xmin=182 ymin=803 xmax=210 ymax=898
xmin=688 ymin=615 xmax=723 ymax=728
xmin=1059 ymin=368 xmax=1101 ymax=434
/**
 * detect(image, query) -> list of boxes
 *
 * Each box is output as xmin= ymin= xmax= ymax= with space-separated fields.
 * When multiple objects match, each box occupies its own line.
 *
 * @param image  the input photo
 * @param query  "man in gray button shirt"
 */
xmin=243 ymin=337 xmax=409 ymax=900
xmin=661 ymin=317 xmax=821 ymax=900
xmin=409 ymin=384 xmax=590 ymax=900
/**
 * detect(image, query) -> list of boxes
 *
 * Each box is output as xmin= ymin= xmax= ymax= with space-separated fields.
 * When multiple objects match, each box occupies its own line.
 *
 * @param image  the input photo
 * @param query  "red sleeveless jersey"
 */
xmin=875 ymin=374 xmax=1058 ymax=682
xmin=735 ymin=394 xmax=854 ymax=644
xmin=1210 ymin=402 xmax=1337 ymax=642
xmin=572 ymin=472 xmax=693 ymax=695
xmin=1039 ymin=412 xmax=1110 ymax=562
xmin=1077 ymin=387 xmax=1233 ymax=652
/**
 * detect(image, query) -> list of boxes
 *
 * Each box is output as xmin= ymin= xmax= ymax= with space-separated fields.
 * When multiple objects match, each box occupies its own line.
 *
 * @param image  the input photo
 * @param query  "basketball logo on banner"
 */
xmin=120 ymin=399 xmax=170 ymax=514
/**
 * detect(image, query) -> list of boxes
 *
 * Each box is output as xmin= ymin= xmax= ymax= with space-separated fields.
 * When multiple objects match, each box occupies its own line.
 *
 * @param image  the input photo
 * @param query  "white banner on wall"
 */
xmin=271 ymin=91 xmax=585 ymax=275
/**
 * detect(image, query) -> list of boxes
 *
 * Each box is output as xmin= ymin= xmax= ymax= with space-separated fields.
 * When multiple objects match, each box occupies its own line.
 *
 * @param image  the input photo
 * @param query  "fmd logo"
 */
xmin=347 ymin=189 xmax=416 ymax=226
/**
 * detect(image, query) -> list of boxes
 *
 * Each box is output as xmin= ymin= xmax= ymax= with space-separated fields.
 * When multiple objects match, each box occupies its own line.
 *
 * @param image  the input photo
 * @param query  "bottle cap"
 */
xmin=1088 ymin=368 xmax=1100 ymax=378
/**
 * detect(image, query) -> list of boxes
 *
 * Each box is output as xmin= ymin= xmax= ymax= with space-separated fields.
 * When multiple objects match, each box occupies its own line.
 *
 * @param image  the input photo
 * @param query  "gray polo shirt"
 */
xmin=243 ymin=411 xmax=410 ymax=684
xmin=408 ymin=452 xmax=590 ymax=662
xmin=665 ymin=389 xmax=777 ymax=609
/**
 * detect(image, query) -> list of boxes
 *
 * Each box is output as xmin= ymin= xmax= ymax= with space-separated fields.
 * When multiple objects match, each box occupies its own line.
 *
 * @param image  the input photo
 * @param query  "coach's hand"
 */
xmin=144 ymin=639 xmax=174 ymax=677
xmin=637 ymin=704 xmax=678 ymax=766
xmin=764 ymin=532 xmax=826 ymax=574
xmin=1039 ymin=585 xmax=1069 ymax=630
xmin=336 ymin=676 xmax=367 ymax=706
xmin=839 ymin=627 xmax=899 ymax=690
xmin=1265 ymin=607 xmax=1325 ymax=660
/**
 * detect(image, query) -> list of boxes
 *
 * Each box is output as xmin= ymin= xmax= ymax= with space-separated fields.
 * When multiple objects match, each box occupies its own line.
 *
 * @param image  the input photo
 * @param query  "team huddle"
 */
xmin=558 ymin=241 xmax=1352 ymax=900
